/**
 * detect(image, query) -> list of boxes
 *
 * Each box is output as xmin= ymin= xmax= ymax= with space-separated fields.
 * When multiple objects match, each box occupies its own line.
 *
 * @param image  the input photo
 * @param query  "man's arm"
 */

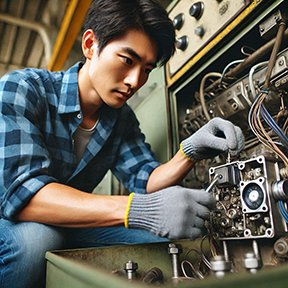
xmin=146 ymin=150 xmax=195 ymax=192
xmin=16 ymin=182 xmax=128 ymax=227
xmin=147 ymin=118 xmax=245 ymax=193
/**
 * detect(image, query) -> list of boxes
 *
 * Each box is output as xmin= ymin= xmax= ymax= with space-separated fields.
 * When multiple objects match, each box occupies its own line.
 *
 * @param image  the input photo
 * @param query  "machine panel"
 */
xmin=167 ymin=0 xmax=288 ymax=279
xmin=167 ymin=0 xmax=249 ymax=77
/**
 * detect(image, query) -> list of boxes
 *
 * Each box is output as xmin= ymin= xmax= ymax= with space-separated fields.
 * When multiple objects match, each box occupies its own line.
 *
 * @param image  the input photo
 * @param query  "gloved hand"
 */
xmin=181 ymin=117 xmax=244 ymax=160
xmin=125 ymin=186 xmax=215 ymax=240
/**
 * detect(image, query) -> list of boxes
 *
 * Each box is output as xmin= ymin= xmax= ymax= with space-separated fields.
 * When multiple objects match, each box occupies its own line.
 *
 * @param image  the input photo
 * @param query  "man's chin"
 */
xmin=105 ymin=101 xmax=125 ymax=109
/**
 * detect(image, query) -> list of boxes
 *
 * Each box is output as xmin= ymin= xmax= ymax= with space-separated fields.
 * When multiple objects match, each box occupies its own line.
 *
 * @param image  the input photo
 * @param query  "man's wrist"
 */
xmin=124 ymin=193 xmax=134 ymax=228
xmin=180 ymin=142 xmax=197 ymax=162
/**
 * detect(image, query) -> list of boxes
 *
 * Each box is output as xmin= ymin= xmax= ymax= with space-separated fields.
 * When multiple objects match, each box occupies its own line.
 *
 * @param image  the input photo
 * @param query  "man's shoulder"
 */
xmin=0 ymin=67 xmax=64 ymax=89
xmin=0 ymin=62 xmax=81 ymax=90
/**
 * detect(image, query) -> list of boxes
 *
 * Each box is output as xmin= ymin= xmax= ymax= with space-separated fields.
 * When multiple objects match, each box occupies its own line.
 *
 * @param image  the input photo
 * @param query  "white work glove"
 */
xmin=181 ymin=117 xmax=244 ymax=160
xmin=125 ymin=186 xmax=215 ymax=240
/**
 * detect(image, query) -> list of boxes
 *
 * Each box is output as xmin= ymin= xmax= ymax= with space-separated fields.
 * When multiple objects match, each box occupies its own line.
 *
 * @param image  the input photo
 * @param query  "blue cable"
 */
xmin=278 ymin=201 xmax=288 ymax=223
xmin=260 ymin=104 xmax=288 ymax=149
xmin=278 ymin=202 xmax=288 ymax=222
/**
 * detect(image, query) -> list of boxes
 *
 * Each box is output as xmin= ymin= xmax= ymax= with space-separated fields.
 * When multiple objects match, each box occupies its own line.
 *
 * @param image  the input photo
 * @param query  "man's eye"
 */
xmin=121 ymin=56 xmax=133 ymax=65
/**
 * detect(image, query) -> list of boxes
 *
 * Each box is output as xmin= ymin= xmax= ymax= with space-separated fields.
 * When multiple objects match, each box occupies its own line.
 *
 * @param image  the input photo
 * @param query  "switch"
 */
xmin=194 ymin=25 xmax=205 ymax=37
xmin=189 ymin=1 xmax=204 ymax=20
xmin=173 ymin=13 xmax=184 ymax=30
xmin=176 ymin=36 xmax=188 ymax=51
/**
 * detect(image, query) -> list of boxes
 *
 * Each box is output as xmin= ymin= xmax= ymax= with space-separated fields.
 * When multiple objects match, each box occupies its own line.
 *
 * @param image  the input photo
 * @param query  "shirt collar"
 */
xmin=58 ymin=62 xmax=83 ymax=115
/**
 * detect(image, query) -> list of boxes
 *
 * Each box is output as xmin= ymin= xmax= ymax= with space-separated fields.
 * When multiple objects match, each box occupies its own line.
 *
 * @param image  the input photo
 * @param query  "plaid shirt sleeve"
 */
xmin=112 ymin=106 xmax=160 ymax=194
xmin=0 ymin=72 xmax=57 ymax=220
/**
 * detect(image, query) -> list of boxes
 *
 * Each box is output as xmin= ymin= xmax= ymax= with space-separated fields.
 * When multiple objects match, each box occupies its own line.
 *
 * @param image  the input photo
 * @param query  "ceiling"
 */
xmin=0 ymin=0 xmax=173 ymax=78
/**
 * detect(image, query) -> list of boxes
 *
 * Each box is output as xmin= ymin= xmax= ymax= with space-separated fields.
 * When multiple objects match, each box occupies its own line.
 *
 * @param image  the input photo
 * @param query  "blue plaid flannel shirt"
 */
xmin=0 ymin=62 xmax=160 ymax=220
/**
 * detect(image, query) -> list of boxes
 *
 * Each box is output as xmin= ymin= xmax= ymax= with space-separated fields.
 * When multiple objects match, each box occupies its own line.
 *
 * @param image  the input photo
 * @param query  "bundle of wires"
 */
xmin=248 ymin=89 xmax=288 ymax=167
xmin=180 ymin=231 xmax=220 ymax=279
xmin=248 ymin=21 xmax=288 ymax=167
xmin=248 ymin=21 xmax=288 ymax=222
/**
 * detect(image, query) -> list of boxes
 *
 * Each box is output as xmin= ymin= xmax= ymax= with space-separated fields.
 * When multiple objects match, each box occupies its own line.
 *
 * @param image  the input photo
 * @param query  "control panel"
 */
xmin=167 ymin=0 xmax=248 ymax=76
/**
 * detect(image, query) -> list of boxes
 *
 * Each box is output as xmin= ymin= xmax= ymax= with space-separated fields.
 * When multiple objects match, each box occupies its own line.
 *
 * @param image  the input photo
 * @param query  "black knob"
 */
xmin=176 ymin=36 xmax=188 ymax=51
xmin=173 ymin=13 xmax=184 ymax=30
xmin=189 ymin=2 xmax=204 ymax=20
xmin=194 ymin=25 xmax=205 ymax=37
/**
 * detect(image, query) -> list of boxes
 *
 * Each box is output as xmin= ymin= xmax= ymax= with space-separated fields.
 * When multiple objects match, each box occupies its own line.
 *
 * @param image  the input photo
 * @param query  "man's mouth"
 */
xmin=115 ymin=89 xmax=132 ymax=99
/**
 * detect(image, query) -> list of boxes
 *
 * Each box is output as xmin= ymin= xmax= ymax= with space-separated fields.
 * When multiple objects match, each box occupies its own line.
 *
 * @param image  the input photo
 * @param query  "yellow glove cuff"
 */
xmin=180 ymin=142 xmax=191 ymax=160
xmin=124 ymin=192 xmax=135 ymax=228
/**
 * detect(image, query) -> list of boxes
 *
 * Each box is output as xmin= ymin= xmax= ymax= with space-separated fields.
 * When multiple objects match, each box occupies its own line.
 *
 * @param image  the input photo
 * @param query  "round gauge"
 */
xmin=242 ymin=183 xmax=264 ymax=210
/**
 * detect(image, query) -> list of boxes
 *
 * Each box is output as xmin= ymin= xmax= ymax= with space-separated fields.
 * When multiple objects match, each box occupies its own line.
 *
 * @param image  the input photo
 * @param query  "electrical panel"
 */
xmin=167 ymin=0 xmax=249 ymax=76
xmin=165 ymin=0 xmax=288 ymax=280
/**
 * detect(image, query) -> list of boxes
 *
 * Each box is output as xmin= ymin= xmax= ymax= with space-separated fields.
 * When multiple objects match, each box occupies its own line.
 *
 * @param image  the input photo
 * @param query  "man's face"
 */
xmin=82 ymin=29 xmax=158 ymax=109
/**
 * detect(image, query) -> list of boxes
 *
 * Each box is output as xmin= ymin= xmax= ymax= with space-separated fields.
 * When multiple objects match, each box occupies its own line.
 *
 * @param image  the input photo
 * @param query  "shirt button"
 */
xmin=77 ymin=113 xmax=81 ymax=119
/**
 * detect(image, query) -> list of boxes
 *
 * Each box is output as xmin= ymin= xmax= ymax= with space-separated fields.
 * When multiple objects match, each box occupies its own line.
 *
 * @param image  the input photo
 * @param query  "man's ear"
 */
xmin=82 ymin=29 xmax=97 ymax=60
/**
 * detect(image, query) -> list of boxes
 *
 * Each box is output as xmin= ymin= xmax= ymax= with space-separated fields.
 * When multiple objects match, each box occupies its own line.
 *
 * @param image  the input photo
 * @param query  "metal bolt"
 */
xmin=124 ymin=260 xmax=138 ymax=280
xmin=168 ymin=243 xmax=182 ymax=279
xmin=243 ymin=252 xmax=261 ymax=274
xmin=210 ymin=255 xmax=231 ymax=278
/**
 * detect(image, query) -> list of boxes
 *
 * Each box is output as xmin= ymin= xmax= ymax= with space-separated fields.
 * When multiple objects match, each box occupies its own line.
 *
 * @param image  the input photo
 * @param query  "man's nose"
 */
xmin=124 ymin=68 xmax=143 ymax=89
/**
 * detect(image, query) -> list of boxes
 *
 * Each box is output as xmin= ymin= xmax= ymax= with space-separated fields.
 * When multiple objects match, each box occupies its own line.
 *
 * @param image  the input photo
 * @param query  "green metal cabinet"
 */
xmin=46 ymin=240 xmax=288 ymax=288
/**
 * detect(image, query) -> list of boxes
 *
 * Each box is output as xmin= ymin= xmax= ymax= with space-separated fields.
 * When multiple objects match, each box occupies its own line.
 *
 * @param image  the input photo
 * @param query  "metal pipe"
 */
xmin=0 ymin=13 xmax=52 ymax=64
xmin=263 ymin=22 xmax=286 ymax=89
xmin=206 ymin=28 xmax=288 ymax=93
xmin=230 ymin=28 xmax=288 ymax=79
xmin=47 ymin=0 xmax=92 ymax=71
xmin=1 ymin=0 xmax=25 ymax=65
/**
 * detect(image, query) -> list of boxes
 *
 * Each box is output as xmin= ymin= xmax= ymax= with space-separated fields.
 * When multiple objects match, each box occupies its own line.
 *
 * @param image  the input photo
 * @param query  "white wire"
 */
xmin=180 ymin=260 xmax=204 ymax=279
xmin=180 ymin=261 xmax=196 ymax=279
xmin=248 ymin=61 xmax=268 ymax=99
xmin=199 ymin=72 xmax=222 ymax=121
xmin=248 ymin=63 xmax=269 ymax=135
xmin=220 ymin=59 xmax=245 ymax=84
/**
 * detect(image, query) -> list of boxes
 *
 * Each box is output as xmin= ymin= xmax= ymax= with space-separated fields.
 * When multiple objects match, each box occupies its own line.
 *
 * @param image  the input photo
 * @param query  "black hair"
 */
xmin=83 ymin=0 xmax=175 ymax=66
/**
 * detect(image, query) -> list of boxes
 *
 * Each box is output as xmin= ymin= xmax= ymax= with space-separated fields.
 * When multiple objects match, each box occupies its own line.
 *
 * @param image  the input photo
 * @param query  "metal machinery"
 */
xmin=166 ymin=0 xmax=288 ymax=280
xmin=46 ymin=0 xmax=288 ymax=287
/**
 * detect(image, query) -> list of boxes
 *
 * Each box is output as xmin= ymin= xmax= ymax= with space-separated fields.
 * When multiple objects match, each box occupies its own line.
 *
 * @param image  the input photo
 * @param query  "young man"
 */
xmin=0 ymin=0 xmax=244 ymax=287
